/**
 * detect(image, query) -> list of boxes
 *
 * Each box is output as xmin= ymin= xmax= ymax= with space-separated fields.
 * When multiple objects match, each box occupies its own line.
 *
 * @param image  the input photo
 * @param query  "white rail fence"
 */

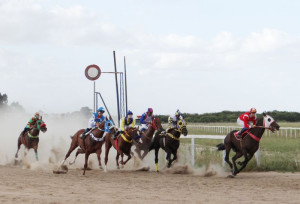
xmin=161 ymin=124 xmax=299 ymax=167
xmin=182 ymin=135 xmax=261 ymax=167
xmin=186 ymin=125 xmax=300 ymax=138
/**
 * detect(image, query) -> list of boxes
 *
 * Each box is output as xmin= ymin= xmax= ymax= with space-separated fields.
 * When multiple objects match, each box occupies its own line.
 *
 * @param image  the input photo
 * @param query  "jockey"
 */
xmin=120 ymin=110 xmax=135 ymax=131
xmin=21 ymin=112 xmax=41 ymax=137
xmin=140 ymin=108 xmax=154 ymax=132
xmin=168 ymin=109 xmax=183 ymax=130
xmin=81 ymin=107 xmax=106 ymax=150
xmin=237 ymin=108 xmax=257 ymax=138
xmin=112 ymin=110 xmax=136 ymax=140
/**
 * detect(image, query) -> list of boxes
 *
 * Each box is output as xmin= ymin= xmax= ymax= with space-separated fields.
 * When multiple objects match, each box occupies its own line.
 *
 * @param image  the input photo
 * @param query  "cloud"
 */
xmin=242 ymin=28 xmax=292 ymax=53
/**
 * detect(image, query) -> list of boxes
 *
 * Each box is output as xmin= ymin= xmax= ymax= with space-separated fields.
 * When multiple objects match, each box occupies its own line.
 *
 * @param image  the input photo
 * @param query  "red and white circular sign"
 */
xmin=85 ymin=64 xmax=101 ymax=81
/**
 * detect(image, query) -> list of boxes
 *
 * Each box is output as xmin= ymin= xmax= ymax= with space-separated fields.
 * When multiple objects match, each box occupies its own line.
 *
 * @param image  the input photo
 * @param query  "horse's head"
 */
xmin=125 ymin=127 xmax=139 ymax=139
xmin=36 ymin=119 xmax=47 ymax=133
xmin=177 ymin=119 xmax=188 ymax=136
xmin=104 ymin=120 xmax=117 ymax=134
xmin=263 ymin=113 xmax=280 ymax=132
xmin=96 ymin=120 xmax=106 ymax=130
xmin=151 ymin=117 xmax=163 ymax=131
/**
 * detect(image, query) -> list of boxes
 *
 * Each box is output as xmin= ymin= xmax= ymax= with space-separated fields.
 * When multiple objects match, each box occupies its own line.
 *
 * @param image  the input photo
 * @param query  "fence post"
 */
xmin=191 ymin=137 xmax=195 ymax=166
xmin=255 ymin=148 xmax=261 ymax=167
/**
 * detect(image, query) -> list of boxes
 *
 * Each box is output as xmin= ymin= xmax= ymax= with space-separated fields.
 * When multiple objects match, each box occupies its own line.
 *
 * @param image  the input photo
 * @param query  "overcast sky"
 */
xmin=1 ymin=0 xmax=300 ymax=116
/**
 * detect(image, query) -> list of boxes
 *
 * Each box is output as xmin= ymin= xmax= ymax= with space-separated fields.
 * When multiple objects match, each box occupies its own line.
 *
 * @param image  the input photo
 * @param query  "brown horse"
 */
xmin=134 ymin=117 xmax=163 ymax=160
xmin=217 ymin=113 xmax=280 ymax=176
xmin=61 ymin=120 xmax=116 ymax=175
xmin=149 ymin=119 xmax=188 ymax=172
xmin=15 ymin=119 xmax=47 ymax=161
xmin=104 ymin=127 xmax=139 ymax=172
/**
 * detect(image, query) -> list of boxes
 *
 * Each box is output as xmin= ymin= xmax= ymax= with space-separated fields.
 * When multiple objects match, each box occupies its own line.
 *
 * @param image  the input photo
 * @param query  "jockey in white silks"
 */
xmin=140 ymin=108 xmax=154 ymax=132
xmin=167 ymin=110 xmax=183 ymax=132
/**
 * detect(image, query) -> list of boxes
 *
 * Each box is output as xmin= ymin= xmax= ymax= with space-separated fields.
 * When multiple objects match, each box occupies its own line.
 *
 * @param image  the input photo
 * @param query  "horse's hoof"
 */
xmin=116 ymin=166 xmax=120 ymax=170
xmin=227 ymin=175 xmax=235 ymax=178
xmin=238 ymin=161 xmax=243 ymax=166
xmin=99 ymin=166 xmax=103 ymax=170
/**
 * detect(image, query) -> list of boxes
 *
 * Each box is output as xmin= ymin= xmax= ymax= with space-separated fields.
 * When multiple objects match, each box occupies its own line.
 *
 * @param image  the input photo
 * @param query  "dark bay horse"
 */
xmin=149 ymin=119 xmax=188 ymax=172
xmin=104 ymin=127 xmax=139 ymax=172
xmin=134 ymin=117 xmax=163 ymax=160
xmin=217 ymin=113 xmax=280 ymax=176
xmin=15 ymin=119 xmax=47 ymax=161
xmin=61 ymin=120 xmax=115 ymax=175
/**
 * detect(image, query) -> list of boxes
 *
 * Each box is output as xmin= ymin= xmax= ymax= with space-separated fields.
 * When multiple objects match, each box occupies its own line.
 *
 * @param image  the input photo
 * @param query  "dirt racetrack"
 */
xmin=0 ymin=165 xmax=299 ymax=204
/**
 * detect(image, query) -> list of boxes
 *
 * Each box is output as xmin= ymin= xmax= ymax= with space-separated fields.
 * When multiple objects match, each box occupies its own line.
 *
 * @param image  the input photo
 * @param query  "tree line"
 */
xmin=157 ymin=110 xmax=300 ymax=123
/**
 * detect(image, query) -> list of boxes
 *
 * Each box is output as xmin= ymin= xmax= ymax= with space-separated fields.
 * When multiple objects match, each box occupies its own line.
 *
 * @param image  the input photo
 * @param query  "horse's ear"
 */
xmin=263 ymin=112 xmax=266 ymax=117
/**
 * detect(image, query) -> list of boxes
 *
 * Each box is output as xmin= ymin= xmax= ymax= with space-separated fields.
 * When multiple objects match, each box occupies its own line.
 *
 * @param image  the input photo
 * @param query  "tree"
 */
xmin=0 ymin=93 xmax=8 ymax=106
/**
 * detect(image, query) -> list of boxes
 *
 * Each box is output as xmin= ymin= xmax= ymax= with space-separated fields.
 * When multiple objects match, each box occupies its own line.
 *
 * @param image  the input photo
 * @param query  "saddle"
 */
xmin=234 ymin=130 xmax=249 ymax=140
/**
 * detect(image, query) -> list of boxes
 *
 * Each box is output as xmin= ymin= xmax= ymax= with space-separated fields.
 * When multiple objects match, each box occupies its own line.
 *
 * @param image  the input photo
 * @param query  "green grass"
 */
xmin=179 ymin=135 xmax=300 ymax=172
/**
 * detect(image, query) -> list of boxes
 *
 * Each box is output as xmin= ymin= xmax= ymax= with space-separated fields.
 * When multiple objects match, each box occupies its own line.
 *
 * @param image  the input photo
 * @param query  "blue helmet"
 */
xmin=127 ymin=110 xmax=133 ymax=115
xmin=97 ymin=107 xmax=105 ymax=113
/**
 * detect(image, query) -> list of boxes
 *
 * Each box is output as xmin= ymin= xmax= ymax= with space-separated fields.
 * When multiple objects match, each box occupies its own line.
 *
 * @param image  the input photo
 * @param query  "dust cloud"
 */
xmin=0 ymin=109 xmax=227 ymax=177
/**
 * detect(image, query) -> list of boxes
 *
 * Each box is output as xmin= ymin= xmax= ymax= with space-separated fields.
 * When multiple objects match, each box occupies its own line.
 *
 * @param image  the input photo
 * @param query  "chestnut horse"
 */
xmin=149 ymin=119 xmax=188 ymax=172
xmin=61 ymin=120 xmax=115 ymax=175
xmin=134 ymin=117 xmax=163 ymax=160
xmin=217 ymin=113 xmax=280 ymax=176
xmin=104 ymin=127 xmax=139 ymax=172
xmin=15 ymin=119 xmax=47 ymax=161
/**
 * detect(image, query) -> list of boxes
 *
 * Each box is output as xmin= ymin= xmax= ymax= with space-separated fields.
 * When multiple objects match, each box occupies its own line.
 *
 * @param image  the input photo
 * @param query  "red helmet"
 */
xmin=250 ymin=108 xmax=257 ymax=113
xmin=147 ymin=108 xmax=153 ymax=113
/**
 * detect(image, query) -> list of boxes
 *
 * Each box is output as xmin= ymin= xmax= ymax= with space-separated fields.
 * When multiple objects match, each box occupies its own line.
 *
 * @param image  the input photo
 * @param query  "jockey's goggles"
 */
xmin=127 ymin=115 xmax=133 ymax=119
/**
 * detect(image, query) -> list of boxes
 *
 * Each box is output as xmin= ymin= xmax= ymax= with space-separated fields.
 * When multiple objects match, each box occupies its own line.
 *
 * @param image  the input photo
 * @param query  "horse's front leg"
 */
xmin=34 ymin=148 xmax=39 ymax=161
xmin=96 ymin=148 xmax=103 ymax=170
xmin=15 ymin=136 xmax=22 ymax=159
xmin=116 ymin=153 xmax=120 ymax=169
xmin=134 ymin=147 xmax=143 ymax=160
xmin=169 ymin=151 xmax=178 ymax=167
xmin=236 ymin=153 xmax=254 ymax=174
xmin=154 ymin=148 xmax=159 ymax=172
xmin=122 ymin=153 xmax=132 ymax=165
xmin=83 ymin=152 xmax=90 ymax=175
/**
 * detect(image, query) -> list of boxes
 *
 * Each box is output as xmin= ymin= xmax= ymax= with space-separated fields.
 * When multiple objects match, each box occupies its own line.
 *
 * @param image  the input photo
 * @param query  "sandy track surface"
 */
xmin=0 ymin=165 xmax=300 ymax=204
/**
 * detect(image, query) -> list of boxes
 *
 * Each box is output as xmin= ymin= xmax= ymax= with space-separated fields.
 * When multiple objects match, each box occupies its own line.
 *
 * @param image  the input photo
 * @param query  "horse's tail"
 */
xmin=216 ymin=143 xmax=225 ymax=151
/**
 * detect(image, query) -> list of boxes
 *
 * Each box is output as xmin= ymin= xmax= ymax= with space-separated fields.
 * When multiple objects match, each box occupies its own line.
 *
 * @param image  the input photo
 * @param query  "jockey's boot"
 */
xmin=237 ymin=128 xmax=247 ymax=139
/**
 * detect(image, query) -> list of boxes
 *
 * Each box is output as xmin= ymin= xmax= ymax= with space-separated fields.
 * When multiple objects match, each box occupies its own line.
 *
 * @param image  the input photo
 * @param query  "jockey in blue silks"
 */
xmin=140 ymin=108 xmax=154 ymax=132
xmin=81 ymin=107 xmax=106 ymax=150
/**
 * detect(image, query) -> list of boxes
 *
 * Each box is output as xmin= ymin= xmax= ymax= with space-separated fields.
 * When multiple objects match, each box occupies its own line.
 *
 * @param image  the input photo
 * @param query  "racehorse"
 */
xmin=104 ymin=127 xmax=139 ymax=172
xmin=134 ymin=117 xmax=163 ymax=160
xmin=61 ymin=120 xmax=115 ymax=175
xmin=149 ymin=119 xmax=188 ymax=172
xmin=15 ymin=118 xmax=47 ymax=161
xmin=216 ymin=113 xmax=280 ymax=176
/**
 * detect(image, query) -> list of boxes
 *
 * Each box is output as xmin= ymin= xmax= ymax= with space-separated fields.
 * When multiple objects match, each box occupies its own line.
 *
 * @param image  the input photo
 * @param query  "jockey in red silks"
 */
xmin=236 ymin=108 xmax=257 ymax=138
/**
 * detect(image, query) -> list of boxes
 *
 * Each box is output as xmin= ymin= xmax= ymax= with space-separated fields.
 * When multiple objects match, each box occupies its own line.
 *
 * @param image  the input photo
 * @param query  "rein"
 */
xmin=167 ymin=133 xmax=180 ymax=141
xmin=28 ymin=132 xmax=39 ymax=139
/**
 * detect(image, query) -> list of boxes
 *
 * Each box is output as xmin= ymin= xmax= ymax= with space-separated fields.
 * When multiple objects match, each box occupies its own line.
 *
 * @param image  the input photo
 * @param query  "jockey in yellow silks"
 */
xmin=120 ymin=110 xmax=135 ymax=131
xmin=112 ymin=110 xmax=135 ymax=140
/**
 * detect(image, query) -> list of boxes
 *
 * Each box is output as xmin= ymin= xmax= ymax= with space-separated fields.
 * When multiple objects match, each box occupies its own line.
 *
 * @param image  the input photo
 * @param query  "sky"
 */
xmin=0 ymin=0 xmax=300 ymax=116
